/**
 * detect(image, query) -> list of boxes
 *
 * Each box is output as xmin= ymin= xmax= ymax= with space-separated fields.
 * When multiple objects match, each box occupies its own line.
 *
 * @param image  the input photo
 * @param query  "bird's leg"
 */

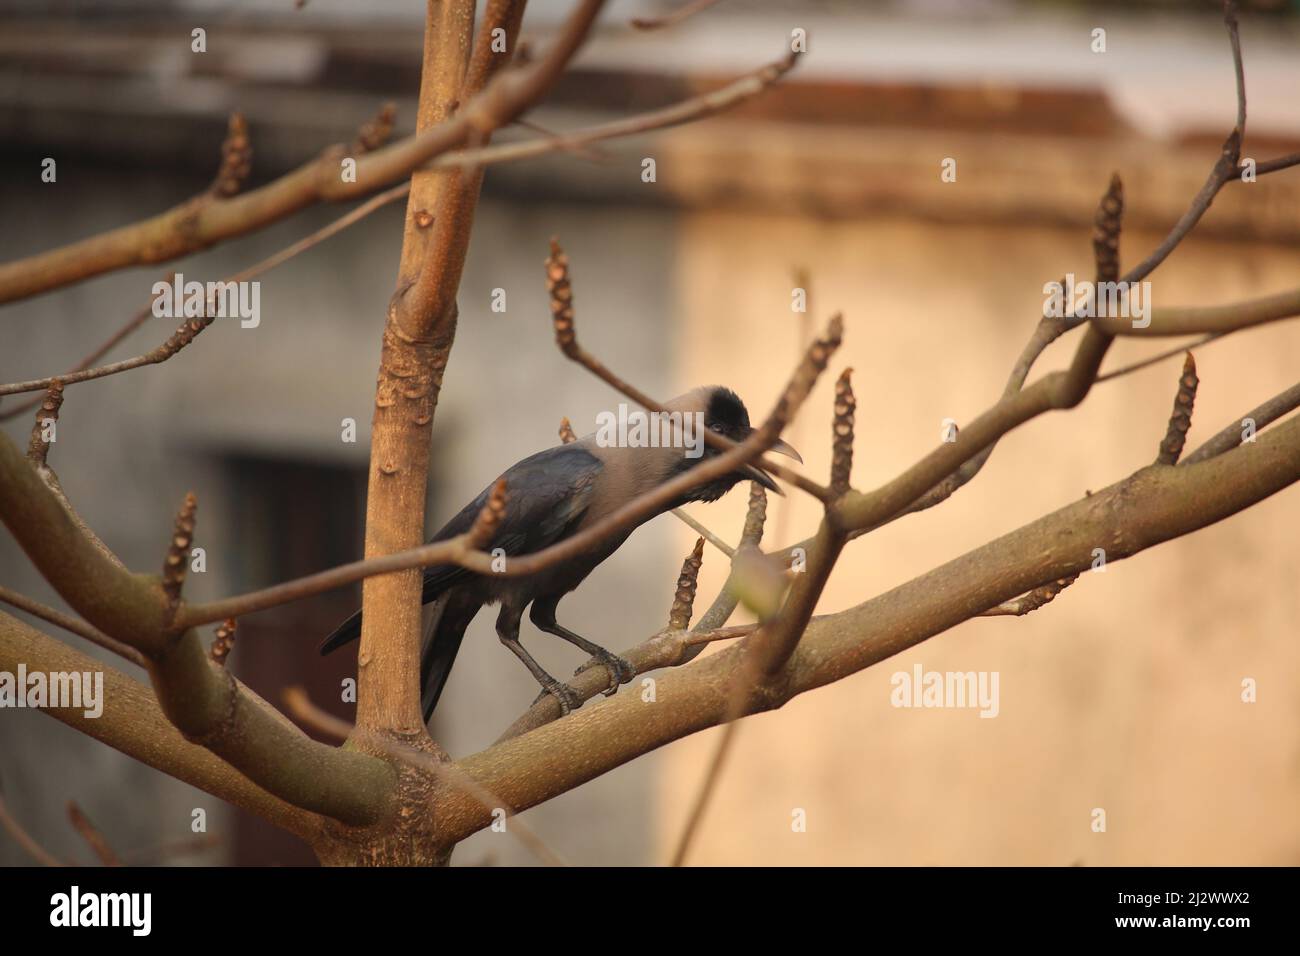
xmin=496 ymin=604 xmax=583 ymax=715
xmin=529 ymin=597 xmax=634 ymax=697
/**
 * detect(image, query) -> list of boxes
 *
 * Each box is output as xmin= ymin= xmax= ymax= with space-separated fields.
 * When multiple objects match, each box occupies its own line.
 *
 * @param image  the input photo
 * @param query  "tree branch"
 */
xmin=0 ymin=611 xmax=326 ymax=841
xmin=434 ymin=411 xmax=1300 ymax=845
xmin=0 ymin=431 xmax=397 ymax=826
xmin=0 ymin=1 xmax=600 ymax=305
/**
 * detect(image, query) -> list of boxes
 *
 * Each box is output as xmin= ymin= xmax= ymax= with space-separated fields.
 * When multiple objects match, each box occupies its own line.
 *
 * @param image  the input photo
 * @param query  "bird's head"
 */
xmin=662 ymin=385 xmax=802 ymax=502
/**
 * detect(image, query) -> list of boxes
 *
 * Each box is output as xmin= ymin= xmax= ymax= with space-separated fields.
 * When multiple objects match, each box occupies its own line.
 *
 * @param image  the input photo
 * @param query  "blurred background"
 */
xmin=0 ymin=0 xmax=1297 ymax=866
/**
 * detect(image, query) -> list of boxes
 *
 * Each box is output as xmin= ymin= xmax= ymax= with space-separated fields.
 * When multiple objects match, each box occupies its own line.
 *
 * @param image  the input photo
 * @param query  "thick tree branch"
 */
xmin=0 ymin=184 xmax=411 ymax=404
xmin=0 ymin=611 xmax=326 ymax=841
xmin=0 ymin=1 xmax=597 ymax=305
xmin=1184 ymin=380 xmax=1300 ymax=465
xmin=0 ymin=431 xmax=396 ymax=826
xmin=435 ymin=411 xmax=1300 ymax=845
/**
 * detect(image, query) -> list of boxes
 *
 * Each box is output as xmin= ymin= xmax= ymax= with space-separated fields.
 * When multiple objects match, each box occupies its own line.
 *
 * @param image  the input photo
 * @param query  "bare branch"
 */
xmin=0 ymin=431 xmax=398 ymax=826
xmin=669 ymin=717 xmax=740 ymax=866
xmin=175 ymin=535 xmax=470 ymax=629
xmin=437 ymin=412 xmax=1300 ymax=845
xmin=0 ymin=183 xmax=411 ymax=402
xmin=0 ymin=585 xmax=146 ymax=667
xmin=0 ymin=611 xmax=327 ymax=841
xmin=1102 ymin=286 xmax=1300 ymax=338
xmin=0 ymin=789 xmax=63 ymax=866
xmin=546 ymin=236 xmax=833 ymax=500
xmin=1184 ymin=381 xmax=1300 ymax=465
xmin=1096 ymin=334 xmax=1219 ymax=383
xmin=631 ymin=0 xmax=725 ymax=30
xmin=0 ymin=2 xmax=602 ymax=304
xmin=427 ymin=50 xmax=799 ymax=173
xmin=67 ymin=801 xmax=121 ymax=867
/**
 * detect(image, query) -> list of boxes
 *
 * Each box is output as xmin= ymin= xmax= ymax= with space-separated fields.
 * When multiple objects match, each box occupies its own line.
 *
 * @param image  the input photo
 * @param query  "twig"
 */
xmin=547 ymin=236 xmax=834 ymax=501
xmin=0 ymin=183 xmax=412 ymax=401
xmin=119 ymin=833 xmax=221 ymax=864
xmin=0 ymin=791 xmax=63 ymax=866
xmin=1096 ymin=334 xmax=1219 ymax=383
xmin=1107 ymin=286 xmax=1300 ymax=338
xmin=631 ymin=0 xmax=725 ymax=30
xmin=669 ymin=718 xmax=740 ymax=866
xmin=670 ymin=510 xmax=736 ymax=559
xmin=1117 ymin=5 xmax=1243 ymax=287
xmin=0 ymin=51 xmax=798 ymax=404
xmin=67 ymin=801 xmax=121 ymax=866
xmin=680 ymin=622 xmax=759 ymax=646
xmin=0 ymin=2 xmax=608 ymax=304
xmin=1183 ymin=380 xmax=1300 ymax=465
xmin=429 ymin=50 xmax=798 ymax=175
xmin=1248 ymin=151 xmax=1300 ymax=177
xmin=1225 ymin=1 xmax=1246 ymax=136
xmin=0 ymin=585 xmax=147 ymax=667
xmin=512 ymin=117 xmax=612 ymax=163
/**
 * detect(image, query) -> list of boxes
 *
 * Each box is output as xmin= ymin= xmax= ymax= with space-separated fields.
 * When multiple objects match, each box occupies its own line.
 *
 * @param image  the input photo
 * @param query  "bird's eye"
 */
xmin=710 ymin=423 xmax=725 ymax=433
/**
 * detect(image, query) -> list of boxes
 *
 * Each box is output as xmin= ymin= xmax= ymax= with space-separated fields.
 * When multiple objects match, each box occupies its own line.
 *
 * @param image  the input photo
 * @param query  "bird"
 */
xmin=320 ymin=385 xmax=800 ymax=721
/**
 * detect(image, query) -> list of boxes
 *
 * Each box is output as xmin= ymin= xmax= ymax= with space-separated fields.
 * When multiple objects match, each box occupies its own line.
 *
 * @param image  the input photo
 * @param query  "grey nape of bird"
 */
xmin=320 ymin=385 xmax=801 ymax=721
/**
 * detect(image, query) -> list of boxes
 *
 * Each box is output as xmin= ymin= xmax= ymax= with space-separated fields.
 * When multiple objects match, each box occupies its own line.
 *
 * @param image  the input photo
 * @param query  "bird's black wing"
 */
xmin=319 ymin=443 xmax=602 ymax=656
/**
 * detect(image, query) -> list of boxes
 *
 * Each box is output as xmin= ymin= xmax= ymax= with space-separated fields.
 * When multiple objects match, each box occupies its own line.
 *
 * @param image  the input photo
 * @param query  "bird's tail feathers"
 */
xmin=318 ymin=608 xmax=362 ymax=655
xmin=318 ymin=563 xmax=466 ymax=657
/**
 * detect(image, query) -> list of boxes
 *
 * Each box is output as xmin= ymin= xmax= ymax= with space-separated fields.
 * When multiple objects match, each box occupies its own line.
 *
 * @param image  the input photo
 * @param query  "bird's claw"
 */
xmin=576 ymin=651 xmax=635 ymax=697
xmin=543 ymin=680 xmax=584 ymax=716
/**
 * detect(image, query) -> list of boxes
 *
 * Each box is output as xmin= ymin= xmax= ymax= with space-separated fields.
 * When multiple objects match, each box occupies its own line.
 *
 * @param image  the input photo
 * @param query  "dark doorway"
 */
xmin=221 ymin=454 xmax=367 ymax=865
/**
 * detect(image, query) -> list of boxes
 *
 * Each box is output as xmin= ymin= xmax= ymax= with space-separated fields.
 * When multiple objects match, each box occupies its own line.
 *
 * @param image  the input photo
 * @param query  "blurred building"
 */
xmin=1 ymin=0 xmax=1297 ymax=865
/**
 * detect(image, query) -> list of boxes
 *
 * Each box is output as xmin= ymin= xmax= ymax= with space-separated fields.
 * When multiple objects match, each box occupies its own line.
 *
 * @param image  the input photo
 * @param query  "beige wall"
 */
xmin=659 ymin=210 xmax=1300 ymax=865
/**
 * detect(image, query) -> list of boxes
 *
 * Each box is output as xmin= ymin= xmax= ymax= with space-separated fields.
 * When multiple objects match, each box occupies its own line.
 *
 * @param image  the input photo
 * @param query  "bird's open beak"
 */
xmin=738 ymin=432 xmax=802 ymax=494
